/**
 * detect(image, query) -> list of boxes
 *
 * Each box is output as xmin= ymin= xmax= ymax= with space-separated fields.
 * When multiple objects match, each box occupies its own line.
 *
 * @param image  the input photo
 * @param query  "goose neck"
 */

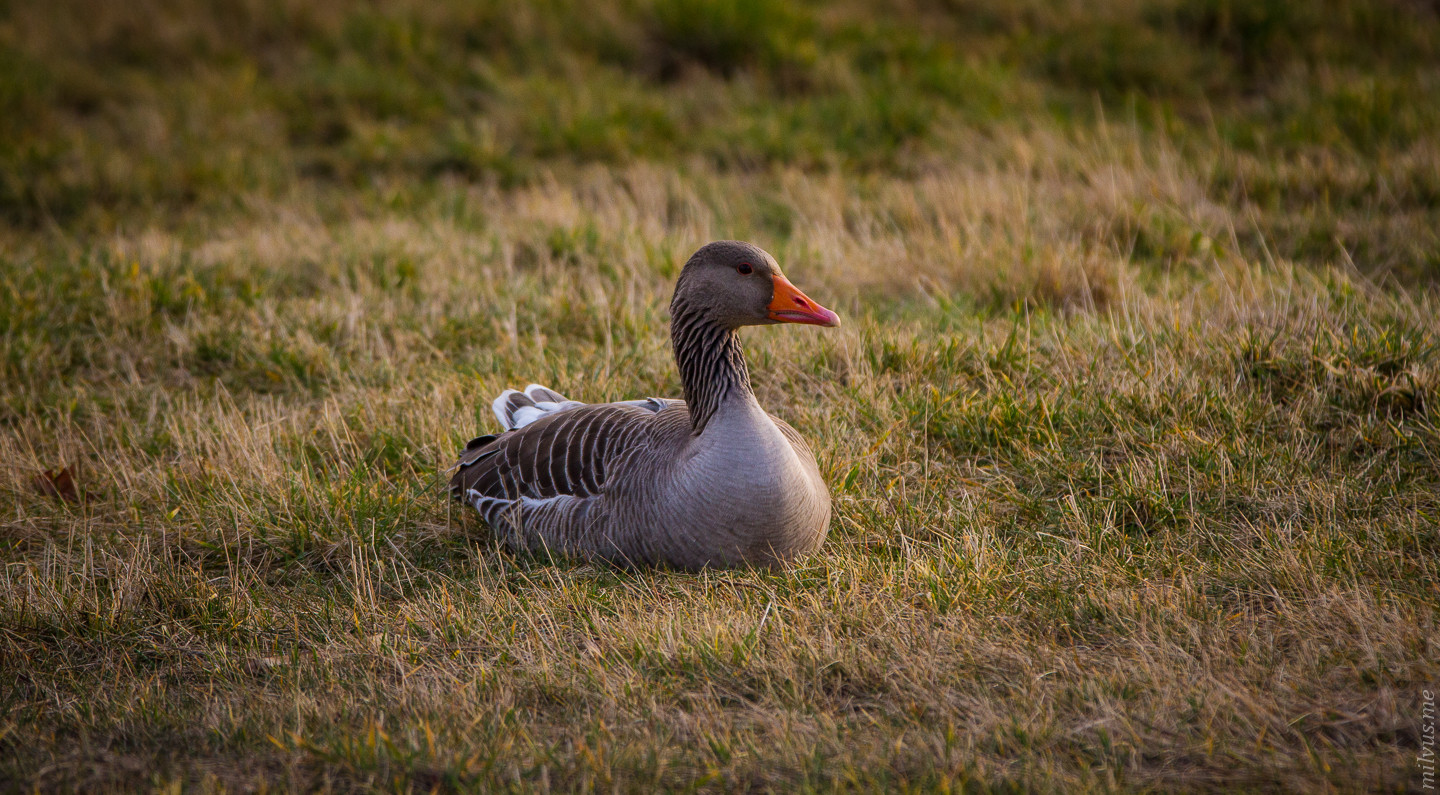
xmin=670 ymin=300 xmax=753 ymax=434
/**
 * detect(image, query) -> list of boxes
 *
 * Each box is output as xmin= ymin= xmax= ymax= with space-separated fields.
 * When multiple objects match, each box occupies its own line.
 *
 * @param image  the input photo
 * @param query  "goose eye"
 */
xmin=737 ymin=263 xmax=753 ymax=275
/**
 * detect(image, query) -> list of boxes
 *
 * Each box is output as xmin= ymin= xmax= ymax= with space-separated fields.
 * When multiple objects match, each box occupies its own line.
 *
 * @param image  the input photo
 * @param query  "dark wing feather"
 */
xmin=450 ymin=402 xmax=656 ymax=504
xmin=526 ymin=385 xmax=567 ymax=404
xmin=463 ymin=433 xmax=498 ymax=453
xmin=498 ymin=391 xmax=535 ymax=429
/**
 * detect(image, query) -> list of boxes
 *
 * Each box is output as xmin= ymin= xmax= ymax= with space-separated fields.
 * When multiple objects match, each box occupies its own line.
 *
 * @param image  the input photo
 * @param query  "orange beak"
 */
xmin=767 ymin=274 xmax=840 ymax=327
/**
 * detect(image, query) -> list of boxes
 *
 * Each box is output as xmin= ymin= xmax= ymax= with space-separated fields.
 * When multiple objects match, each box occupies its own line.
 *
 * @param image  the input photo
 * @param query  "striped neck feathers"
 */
xmin=670 ymin=295 xmax=752 ymax=434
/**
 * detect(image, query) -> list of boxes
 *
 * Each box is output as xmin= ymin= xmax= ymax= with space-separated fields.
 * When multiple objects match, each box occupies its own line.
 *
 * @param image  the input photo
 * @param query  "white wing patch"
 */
xmin=466 ymin=489 xmax=581 ymax=522
xmin=511 ymin=405 xmax=547 ymax=428
xmin=490 ymin=389 xmax=520 ymax=428
xmin=489 ymin=384 xmax=668 ymax=433
xmin=492 ymin=384 xmax=588 ymax=430
xmin=519 ymin=494 xmax=574 ymax=509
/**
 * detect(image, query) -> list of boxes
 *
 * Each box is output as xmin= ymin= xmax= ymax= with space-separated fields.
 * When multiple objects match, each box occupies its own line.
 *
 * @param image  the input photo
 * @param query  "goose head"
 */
xmin=672 ymin=241 xmax=840 ymax=330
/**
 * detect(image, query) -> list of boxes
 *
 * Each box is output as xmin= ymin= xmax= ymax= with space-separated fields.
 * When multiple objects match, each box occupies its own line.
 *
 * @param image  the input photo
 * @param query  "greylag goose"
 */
xmin=450 ymin=241 xmax=839 ymax=569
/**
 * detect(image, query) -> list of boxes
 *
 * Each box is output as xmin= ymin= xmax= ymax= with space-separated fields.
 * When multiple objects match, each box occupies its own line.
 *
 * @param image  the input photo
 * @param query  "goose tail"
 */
xmin=491 ymin=384 xmax=583 ymax=431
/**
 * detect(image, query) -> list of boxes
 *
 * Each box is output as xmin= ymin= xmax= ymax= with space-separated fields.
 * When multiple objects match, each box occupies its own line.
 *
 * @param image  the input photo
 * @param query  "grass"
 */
xmin=2 ymin=0 xmax=1438 ymax=791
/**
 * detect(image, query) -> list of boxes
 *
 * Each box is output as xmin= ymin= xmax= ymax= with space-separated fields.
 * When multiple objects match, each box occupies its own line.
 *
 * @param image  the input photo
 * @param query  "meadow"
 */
xmin=2 ymin=0 xmax=1438 ymax=790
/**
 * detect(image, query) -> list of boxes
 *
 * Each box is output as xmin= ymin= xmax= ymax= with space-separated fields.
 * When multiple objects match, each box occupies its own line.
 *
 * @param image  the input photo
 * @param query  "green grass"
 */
xmin=2 ymin=0 xmax=1438 ymax=791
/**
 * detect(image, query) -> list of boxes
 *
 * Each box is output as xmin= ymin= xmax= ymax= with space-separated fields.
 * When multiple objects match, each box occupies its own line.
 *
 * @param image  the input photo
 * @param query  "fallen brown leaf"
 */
xmin=32 ymin=466 xmax=81 ymax=503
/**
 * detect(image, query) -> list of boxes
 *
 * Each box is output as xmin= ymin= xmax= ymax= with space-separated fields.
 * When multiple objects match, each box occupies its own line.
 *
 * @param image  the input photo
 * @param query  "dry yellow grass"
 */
xmin=4 ymin=125 xmax=1438 ymax=790
xmin=3 ymin=0 xmax=1439 ymax=789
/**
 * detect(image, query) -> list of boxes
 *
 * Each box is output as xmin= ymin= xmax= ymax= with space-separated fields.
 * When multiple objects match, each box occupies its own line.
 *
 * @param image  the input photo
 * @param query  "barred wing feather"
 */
xmin=451 ymin=386 xmax=673 ymax=540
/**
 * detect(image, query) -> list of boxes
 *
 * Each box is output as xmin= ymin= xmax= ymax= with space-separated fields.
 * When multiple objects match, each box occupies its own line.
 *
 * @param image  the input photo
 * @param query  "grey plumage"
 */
xmin=450 ymin=241 xmax=838 ymax=569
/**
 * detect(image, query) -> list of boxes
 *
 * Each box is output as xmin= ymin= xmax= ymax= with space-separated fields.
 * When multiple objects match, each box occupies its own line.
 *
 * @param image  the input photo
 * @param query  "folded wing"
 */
xmin=451 ymin=386 xmax=673 ymax=549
